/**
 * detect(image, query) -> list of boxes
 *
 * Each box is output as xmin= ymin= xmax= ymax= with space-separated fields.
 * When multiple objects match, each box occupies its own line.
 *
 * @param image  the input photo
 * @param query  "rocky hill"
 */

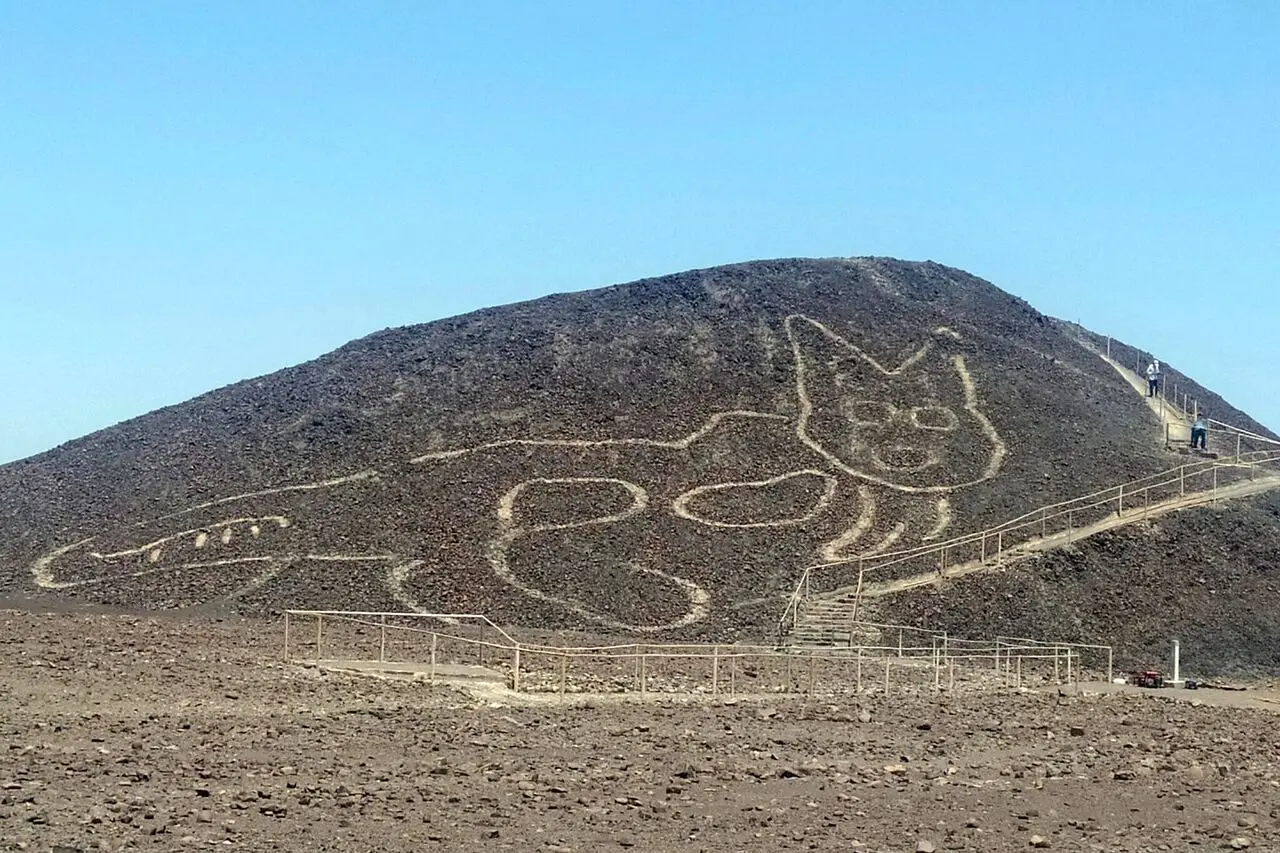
xmin=0 ymin=257 xmax=1273 ymax=657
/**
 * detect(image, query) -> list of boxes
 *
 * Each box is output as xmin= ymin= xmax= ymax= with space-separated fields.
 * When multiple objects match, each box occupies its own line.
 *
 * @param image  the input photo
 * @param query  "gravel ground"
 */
xmin=3 ymin=609 xmax=1280 ymax=852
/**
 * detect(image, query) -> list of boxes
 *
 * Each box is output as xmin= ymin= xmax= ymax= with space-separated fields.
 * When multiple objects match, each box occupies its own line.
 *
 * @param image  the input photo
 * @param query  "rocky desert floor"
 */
xmin=3 ymin=607 xmax=1279 ymax=853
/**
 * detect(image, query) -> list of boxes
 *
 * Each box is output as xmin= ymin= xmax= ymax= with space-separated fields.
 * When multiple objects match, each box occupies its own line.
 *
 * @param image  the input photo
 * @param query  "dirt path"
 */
xmin=1078 ymin=337 xmax=1191 ymax=443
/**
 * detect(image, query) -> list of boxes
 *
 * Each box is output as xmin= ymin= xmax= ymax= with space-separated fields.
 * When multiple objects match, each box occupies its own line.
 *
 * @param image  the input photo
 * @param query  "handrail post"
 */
xmin=1117 ymin=484 xmax=1124 ymax=516
xmin=283 ymin=611 xmax=291 ymax=662
xmin=851 ymin=560 xmax=865 ymax=622
xmin=379 ymin=614 xmax=387 ymax=663
xmin=996 ymin=531 xmax=1003 ymax=565
xmin=315 ymin=614 xmax=323 ymax=663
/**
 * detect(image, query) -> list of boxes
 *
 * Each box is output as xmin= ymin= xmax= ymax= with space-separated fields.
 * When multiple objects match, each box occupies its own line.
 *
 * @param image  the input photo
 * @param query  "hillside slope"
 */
xmin=880 ymin=489 xmax=1280 ymax=675
xmin=0 ymin=257 xmax=1268 ymax=640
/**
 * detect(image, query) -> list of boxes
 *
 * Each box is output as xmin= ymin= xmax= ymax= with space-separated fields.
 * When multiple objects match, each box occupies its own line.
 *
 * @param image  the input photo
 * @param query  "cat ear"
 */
xmin=786 ymin=314 xmax=931 ymax=377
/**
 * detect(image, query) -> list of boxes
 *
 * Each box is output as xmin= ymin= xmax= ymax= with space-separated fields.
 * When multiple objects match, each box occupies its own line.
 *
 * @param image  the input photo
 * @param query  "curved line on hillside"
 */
xmin=671 ymin=470 xmax=838 ymax=529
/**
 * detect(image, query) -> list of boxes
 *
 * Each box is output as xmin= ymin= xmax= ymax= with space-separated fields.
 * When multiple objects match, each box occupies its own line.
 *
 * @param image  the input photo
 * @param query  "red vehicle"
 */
xmin=1130 ymin=669 xmax=1164 ymax=688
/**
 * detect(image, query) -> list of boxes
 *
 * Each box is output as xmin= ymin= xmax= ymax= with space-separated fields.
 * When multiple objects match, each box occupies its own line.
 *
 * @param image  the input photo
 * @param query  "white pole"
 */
xmin=1173 ymin=639 xmax=1181 ymax=684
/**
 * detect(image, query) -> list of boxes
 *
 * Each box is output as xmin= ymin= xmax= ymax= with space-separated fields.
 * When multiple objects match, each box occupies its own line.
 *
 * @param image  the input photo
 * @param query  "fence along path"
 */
xmin=782 ymin=450 xmax=1280 ymax=644
xmin=282 ymin=609 xmax=1104 ymax=699
xmin=783 ymin=337 xmax=1280 ymax=645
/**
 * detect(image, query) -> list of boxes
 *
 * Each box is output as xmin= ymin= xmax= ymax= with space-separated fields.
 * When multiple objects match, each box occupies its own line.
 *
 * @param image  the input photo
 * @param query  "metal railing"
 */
xmin=778 ymin=450 xmax=1280 ymax=641
xmin=282 ymin=610 xmax=1107 ymax=698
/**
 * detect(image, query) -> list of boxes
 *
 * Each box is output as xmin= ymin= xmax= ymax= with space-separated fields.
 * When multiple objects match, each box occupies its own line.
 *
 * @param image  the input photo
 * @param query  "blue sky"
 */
xmin=2 ymin=2 xmax=1277 ymax=463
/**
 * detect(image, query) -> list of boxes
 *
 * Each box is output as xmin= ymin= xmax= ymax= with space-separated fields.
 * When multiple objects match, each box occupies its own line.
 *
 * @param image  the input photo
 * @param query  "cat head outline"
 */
xmin=785 ymin=315 xmax=1006 ymax=492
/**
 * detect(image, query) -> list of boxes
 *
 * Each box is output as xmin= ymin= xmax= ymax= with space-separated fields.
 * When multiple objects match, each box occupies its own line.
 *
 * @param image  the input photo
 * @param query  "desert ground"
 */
xmin=3 ymin=606 xmax=1279 ymax=853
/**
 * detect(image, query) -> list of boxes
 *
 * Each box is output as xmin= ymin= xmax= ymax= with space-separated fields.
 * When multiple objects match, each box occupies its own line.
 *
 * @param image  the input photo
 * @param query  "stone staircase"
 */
xmin=790 ymin=594 xmax=881 ymax=647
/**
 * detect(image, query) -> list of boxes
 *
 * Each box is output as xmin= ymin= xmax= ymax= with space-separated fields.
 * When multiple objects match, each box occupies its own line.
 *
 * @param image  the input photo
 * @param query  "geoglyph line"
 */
xmin=33 ymin=314 xmax=1009 ymax=630
xmin=788 ymin=314 xmax=1007 ymax=493
xmin=922 ymin=498 xmax=952 ymax=541
xmin=409 ymin=411 xmax=790 ymax=465
xmin=671 ymin=470 xmax=838 ymax=529
xmin=91 ymin=517 xmax=291 ymax=561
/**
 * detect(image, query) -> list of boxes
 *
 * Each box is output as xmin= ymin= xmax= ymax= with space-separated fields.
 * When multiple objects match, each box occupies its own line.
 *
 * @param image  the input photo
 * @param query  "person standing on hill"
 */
xmin=1146 ymin=360 xmax=1161 ymax=397
xmin=1191 ymin=416 xmax=1208 ymax=450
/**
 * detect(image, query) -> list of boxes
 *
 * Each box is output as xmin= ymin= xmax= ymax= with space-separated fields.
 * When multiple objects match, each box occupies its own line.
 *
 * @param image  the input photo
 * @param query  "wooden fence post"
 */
xmin=559 ymin=652 xmax=568 ymax=698
xmin=711 ymin=647 xmax=720 ymax=695
xmin=851 ymin=559 xmax=865 ymax=622
xmin=429 ymin=633 xmax=437 ymax=681
xmin=283 ymin=611 xmax=291 ymax=662
xmin=512 ymin=645 xmax=522 ymax=693
xmin=315 ymin=614 xmax=323 ymax=662
xmin=883 ymin=655 xmax=891 ymax=693
xmin=379 ymin=614 xmax=387 ymax=663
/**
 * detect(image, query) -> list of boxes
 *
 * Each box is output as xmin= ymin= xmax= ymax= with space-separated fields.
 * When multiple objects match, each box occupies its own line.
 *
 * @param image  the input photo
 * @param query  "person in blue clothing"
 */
xmin=1190 ymin=416 xmax=1208 ymax=450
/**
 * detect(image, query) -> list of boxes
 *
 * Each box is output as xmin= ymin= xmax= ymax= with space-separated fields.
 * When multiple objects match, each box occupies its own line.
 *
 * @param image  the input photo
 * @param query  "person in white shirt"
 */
xmin=1146 ymin=360 xmax=1161 ymax=397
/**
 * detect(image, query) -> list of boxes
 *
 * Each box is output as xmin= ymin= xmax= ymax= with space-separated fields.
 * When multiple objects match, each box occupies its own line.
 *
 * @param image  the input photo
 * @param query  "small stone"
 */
xmin=1228 ymin=839 xmax=1252 ymax=850
xmin=857 ymin=709 xmax=872 ymax=724
xmin=916 ymin=841 xmax=936 ymax=853
xmin=1069 ymin=726 xmax=1085 ymax=737
xmin=884 ymin=764 xmax=908 ymax=776
xmin=756 ymin=707 xmax=779 ymax=720
xmin=1030 ymin=835 xmax=1051 ymax=848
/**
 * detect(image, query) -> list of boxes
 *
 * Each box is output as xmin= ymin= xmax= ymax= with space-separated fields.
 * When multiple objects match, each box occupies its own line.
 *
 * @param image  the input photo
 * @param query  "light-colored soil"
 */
xmin=3 ymin=609 xmax=1280 ymax=852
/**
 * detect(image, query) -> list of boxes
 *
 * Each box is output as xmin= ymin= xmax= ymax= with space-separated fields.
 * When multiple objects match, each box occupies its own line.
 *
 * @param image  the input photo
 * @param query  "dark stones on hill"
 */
xmin=0 ymin=257 xmax=1270 ymax=653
